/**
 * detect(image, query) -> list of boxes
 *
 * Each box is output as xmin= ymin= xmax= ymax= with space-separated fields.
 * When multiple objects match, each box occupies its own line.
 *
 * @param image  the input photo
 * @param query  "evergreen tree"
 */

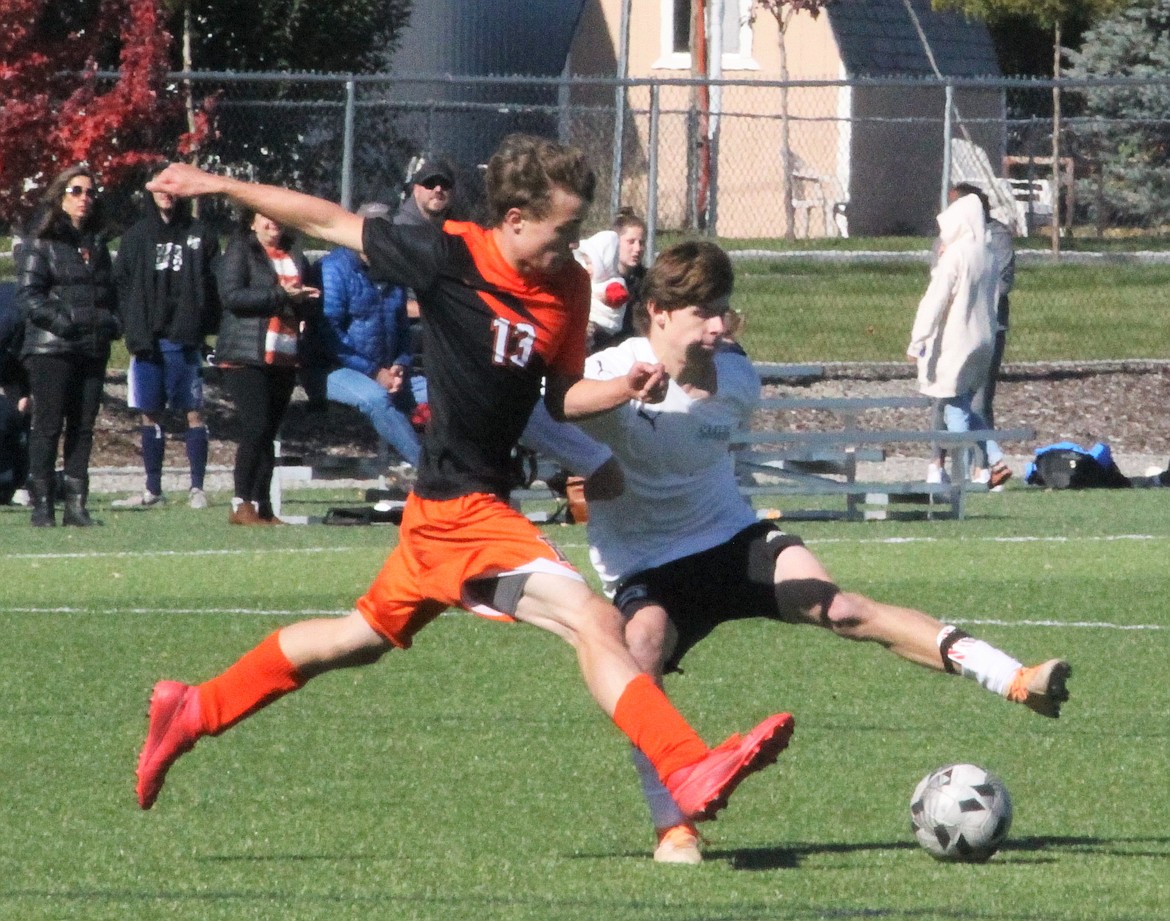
xmin=1065 ymin=0 xmax=1170 ymax=229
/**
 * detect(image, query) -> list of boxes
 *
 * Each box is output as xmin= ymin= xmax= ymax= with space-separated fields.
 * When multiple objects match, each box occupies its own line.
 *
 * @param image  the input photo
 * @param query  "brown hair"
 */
xmin=612 ymin=206 xmax=646 ymax=235
xmin=641 ymin=240 xmax=733 ymax=309
xmin=633 ymin=240 xmax=733 ymax=333
xmin=484 ymin=133 xmax=596 ymax=225
xmin=32 ymin=164 xmax=103 ymax=238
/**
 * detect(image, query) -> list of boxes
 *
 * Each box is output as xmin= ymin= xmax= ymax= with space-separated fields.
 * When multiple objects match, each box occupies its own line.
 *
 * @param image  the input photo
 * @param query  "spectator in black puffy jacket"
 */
xmin=216 ymin=210 xmax=319 ymax=525
xmin=17 ymin=164 xmax=120 ymax=527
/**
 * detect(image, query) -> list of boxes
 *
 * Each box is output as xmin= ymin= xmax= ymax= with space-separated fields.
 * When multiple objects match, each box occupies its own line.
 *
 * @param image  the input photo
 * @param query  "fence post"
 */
xmin=647 ymin=82 xmax=660 ymax=263
xmin=940 ymin=81 xmax=953 ymax=213
xmin=341 ymin=79 xmax=356 ymax=211
xmin=707 ymin=0 xmax=722 ymax=236
xmin=611 ymin=0 xmax=632 ymax=217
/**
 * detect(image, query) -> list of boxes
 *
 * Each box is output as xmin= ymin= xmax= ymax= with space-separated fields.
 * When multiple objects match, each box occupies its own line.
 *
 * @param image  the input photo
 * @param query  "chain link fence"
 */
xmin=6 ymin=71 xmax=1170 ymax=361
xmin=162 ymin=71 xmax=1170 ymax=246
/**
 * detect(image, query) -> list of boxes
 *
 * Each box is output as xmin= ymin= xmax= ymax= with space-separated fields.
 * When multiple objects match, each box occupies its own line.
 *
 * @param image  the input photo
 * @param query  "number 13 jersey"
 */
xmin=363 ymin=217 xmax=589 ymax=500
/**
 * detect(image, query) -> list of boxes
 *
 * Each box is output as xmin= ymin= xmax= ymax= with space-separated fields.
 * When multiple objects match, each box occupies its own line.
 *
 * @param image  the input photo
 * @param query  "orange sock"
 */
xmin=197 ymin=631 xmax=307 ymax=735
xmin=612 ymin=674 xmax=708 ymax=782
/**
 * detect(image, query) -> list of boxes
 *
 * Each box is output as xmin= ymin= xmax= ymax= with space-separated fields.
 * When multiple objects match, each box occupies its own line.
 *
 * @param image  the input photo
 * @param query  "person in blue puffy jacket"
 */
xmin=302 ymin=202 xmax=421 ymax=471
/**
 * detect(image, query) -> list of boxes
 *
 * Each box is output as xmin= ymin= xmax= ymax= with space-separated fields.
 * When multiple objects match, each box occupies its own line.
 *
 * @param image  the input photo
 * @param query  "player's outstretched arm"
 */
xmin=147 ymin=163 xmax=365 ymax=254
xmin=558 ymin=362 xmax=667 ymax=420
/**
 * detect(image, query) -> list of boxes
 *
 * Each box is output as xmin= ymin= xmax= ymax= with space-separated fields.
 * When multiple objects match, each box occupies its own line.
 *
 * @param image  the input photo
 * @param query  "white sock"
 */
xmin=937 ymin=625 xmax=1022 ymax=697
xmin=631 ymin=747 xmax=687 ymax=831
xmin=231 ymin=496 xmax=245 ymax=512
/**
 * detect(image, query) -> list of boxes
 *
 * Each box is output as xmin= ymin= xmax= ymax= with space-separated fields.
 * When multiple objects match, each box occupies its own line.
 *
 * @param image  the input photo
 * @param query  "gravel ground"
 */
xmin=756 ymin=360 xmax=1170 ymax=483
xmin=83 ymin=361 xmax=1170 ymax=495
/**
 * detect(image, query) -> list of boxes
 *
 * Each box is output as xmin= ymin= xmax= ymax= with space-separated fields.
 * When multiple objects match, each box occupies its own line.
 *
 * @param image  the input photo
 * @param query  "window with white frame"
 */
xmin=656 ymin=0 xmax=758 ymax=70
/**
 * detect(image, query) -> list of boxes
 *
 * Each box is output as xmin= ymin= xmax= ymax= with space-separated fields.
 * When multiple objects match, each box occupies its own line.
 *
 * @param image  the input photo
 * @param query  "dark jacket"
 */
xmin=18 ymin=219 xmax=119 ymax=361
xmin=114 ymin=200 xmax=221 ymax=354
xmin=304 ymin=247 xmax=411 ymax=376
xmin=215 ymin=231 xmax=316 ymax=367
xmin=0 ymin=281 xmax=27 ymax=392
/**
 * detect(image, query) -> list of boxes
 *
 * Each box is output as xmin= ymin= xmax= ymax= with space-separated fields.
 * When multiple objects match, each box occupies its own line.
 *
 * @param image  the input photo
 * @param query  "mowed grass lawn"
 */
xmin=0 ymin=486 xmax=1166 ymax=921
xmin=732 ymin=258 xmax=1170 ymax=363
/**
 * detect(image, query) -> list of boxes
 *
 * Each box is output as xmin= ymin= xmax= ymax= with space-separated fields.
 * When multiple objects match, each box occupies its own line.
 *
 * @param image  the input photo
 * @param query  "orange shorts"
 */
xmin=356 ymin=491 xmax=583 ymax=648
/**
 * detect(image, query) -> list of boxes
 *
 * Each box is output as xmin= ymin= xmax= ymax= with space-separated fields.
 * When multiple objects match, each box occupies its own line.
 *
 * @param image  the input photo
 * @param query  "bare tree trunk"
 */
xmin=1051 ymin=21 xmax=1062 ymax=257
xmin=779 ymin=10 xmax=795 ymax=241
xmin=182 ymin=1 xmax=200 ymax=216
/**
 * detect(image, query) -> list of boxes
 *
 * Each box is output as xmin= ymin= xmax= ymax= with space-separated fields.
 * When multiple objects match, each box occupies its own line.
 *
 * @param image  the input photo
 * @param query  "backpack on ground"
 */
xmin=1024 ymin=441 xmax=1131 ymax=489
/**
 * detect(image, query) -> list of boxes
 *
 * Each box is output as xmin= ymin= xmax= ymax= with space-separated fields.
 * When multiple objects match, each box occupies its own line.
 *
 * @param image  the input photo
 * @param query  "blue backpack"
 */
xmin=1025 ymin=441 xmax=1131 ymax=489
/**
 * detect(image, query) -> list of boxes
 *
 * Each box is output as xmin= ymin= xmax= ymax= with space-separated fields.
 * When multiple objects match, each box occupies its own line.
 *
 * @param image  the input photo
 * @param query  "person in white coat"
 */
xmin=575 ymin=229 xmax=630 ymax=353
xmin=908 ymin=193 xmax=1006 ymax=485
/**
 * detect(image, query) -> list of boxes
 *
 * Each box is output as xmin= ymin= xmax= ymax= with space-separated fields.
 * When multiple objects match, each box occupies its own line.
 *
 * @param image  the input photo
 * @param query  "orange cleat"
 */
xmin=136 ymin=680 xmax=204 ymax=809
xmin=1007 ymin=659 xmax=1070 ymax=718
xmin=665 ymin=712 xmax=794 ymax=822
xmin=654 ymin=822 xmax=703 ymax=864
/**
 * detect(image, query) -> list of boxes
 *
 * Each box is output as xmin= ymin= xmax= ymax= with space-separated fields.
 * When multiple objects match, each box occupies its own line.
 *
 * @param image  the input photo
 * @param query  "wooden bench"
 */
xmin=735 ymin=426 xmax=1035 ymax=521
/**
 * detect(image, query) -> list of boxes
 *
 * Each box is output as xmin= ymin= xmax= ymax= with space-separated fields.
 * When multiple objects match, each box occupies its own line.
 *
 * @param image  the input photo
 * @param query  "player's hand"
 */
xmin=145 ymin=163 xmax=225 ymax=199
xmin=627 ymin=361 xmax=668 ymax=404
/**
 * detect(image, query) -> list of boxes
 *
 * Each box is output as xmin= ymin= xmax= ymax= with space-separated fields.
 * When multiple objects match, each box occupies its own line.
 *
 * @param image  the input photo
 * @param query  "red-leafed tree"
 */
xmin=0 ymin=0 xmax=198 ymax=227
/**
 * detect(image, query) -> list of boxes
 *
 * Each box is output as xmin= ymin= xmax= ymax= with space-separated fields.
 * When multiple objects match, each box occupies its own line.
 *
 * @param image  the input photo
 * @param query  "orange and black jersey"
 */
xmin=363 ymin=217 xmax=590 ymax=500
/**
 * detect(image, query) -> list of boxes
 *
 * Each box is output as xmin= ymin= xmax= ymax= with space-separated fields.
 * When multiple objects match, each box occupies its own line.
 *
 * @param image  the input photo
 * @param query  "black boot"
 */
xmin=61 ymin=475 xmax=98 ymax=527
xmin=28 ymin=477 xmax=56 ymax=527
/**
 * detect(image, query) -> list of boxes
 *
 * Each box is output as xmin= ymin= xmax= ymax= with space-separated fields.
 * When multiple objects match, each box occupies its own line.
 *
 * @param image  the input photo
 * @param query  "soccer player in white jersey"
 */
xmin=576 ymin=240 xmax=1071 ymax=865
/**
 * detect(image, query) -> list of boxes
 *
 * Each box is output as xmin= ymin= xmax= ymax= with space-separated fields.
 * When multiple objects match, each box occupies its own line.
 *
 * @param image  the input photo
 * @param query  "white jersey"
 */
xmin=577 ymin=337 xmax=761 ymax=590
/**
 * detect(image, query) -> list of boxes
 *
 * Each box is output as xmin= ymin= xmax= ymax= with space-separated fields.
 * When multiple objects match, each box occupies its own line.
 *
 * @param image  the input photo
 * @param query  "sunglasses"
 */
xmin=66 ymin=185 xmax=98 ymax=199
xmin=420 ymin=177 xmax=452 ymax=191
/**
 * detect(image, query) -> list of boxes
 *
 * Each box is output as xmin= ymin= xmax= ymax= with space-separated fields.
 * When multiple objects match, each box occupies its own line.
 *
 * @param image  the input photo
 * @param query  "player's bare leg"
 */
xmin=775 ymin=545 xmax=1070 ymax=716
xmin=624 ymin=603 xmax=704 ymax=863
xmin=515 ymin=573 xmax=793 ymax=822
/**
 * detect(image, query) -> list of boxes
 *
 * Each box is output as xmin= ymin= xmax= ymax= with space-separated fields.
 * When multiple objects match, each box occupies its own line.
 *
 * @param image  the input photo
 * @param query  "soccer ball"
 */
xmin=910 ymin=763 xmax=1013 ymax=862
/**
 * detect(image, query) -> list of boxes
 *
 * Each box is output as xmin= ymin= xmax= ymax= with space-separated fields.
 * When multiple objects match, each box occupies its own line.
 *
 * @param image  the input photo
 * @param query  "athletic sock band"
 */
xmin=612 ymin=673 xmax=708 ymax=783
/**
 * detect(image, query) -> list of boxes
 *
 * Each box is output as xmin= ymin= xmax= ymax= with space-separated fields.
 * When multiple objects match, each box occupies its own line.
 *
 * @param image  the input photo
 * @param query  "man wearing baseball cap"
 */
xmin=397 ymin=156 xmax=456 ymax=228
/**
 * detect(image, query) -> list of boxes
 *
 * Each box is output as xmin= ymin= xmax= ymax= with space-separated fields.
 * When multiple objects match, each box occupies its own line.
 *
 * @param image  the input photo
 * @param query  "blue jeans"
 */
xmin=322 ymin=367 xmax=420 ymax=466
xmin=933 ymin=392 xmax=1002 ymax=468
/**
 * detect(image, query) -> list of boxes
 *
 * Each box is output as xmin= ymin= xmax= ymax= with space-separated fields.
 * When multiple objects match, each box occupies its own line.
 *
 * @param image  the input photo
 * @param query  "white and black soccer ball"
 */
xmin=910 ymin=763 xmax=1013 ymax=862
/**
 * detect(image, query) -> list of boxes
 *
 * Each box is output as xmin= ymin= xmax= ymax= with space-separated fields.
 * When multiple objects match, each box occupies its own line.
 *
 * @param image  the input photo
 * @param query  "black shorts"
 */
xmin=613 ymin=521 xmax=808 ymax=673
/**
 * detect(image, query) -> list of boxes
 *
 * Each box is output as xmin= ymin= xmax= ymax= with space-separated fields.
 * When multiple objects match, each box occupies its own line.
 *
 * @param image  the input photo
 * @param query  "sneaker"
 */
xmin=136 ymin=680 xmax=204 ymax=809
xmin=112 ymin=491 xmax=165 ymax=509
xmin=665 ymin=712 xmax=795 ymax=822
xmin=188 ymin=487 xmax=208 ymax=510
xmin=926 ymin=464 xmax=951 ymax=485
xmin=229 ymin=502 xmax=264 ymax=525
xmin=654 ymin=823 xmax=703 ymax=865
xmin=10 ymin=488 xmax=31 ymax=507
xmin=1006 ymin=659 xmax=1071 ymax=718
xmin=989 ymin=462 xmax=1013 ymax=490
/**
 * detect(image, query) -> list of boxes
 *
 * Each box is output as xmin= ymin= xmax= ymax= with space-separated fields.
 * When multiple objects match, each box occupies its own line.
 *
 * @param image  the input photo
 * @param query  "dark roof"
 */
xmin=826 ymin=0 xmax=1000 ymax=78
xmin=393 ymin=0 xmax=587 ymax=77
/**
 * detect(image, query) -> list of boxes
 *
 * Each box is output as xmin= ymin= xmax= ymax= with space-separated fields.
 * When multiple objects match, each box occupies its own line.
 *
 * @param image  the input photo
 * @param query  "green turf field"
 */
xmin=0 ymin=486 xmax=1166 ymax=920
